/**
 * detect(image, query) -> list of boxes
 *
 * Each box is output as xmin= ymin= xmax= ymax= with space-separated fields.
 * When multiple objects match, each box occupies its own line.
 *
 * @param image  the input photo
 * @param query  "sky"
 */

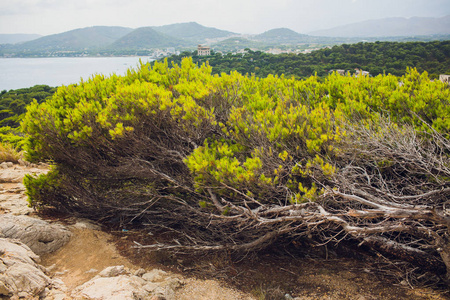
xmin=0 ymin=0 xmax=449 ymax=36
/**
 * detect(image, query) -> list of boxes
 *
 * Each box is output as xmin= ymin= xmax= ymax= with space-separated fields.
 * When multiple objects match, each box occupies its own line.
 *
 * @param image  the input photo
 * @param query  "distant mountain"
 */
xmin=0 ymin=34 xmax=41 ymax=45
xmin=253 ymin=28 xmax=310 ymax=44
xmin=2 ymin=19 xmax=449 ymax=58
xmin=109 ymin=27 xmax=186 ymax=50
xmin=152 ymin=22 xmax=235 ymax=43
xmin=212 ymin=37 xmax=266 ymax=52
xmin=15 ymin=26 xmax=133 ymax=51
xmin=310 ymin=15 xmax=450 ymax=37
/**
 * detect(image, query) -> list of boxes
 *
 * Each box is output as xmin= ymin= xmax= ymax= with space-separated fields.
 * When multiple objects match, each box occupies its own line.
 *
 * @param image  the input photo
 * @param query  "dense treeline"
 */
xmin=22 ymin=59 xmax=450 ymax=286
xmin=0 ymin=85 xmax=56 ymax=127
xmin=164 ymin=40 xmax=450 ymax=78
xmin=0 ymin=85 xmax=56 ymax=148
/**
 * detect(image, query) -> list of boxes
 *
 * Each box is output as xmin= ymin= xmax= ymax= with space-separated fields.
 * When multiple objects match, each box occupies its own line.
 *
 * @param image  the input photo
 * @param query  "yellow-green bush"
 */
xmin=21 ymin=57 xmax=449 ymax=214
xmin=19 ymin=58 xmax=450 ymax=283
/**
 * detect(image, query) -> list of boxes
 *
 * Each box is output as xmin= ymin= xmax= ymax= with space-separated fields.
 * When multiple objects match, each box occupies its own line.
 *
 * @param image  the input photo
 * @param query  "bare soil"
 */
xmin=40 ymin=226 xmax=135 ymax=289
xmin=112 ymin=229 xmax=450 ymax=300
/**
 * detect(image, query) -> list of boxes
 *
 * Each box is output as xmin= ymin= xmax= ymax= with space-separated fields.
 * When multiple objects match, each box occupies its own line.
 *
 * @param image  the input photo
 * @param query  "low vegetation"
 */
xmin=0 ymin=141 xmax=22 ymax=163
xmin=20 ymin=58 xmax=450 ymax=287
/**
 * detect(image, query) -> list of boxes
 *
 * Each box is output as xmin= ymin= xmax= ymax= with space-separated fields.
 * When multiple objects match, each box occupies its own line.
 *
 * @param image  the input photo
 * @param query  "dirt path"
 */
xmin=1 ymin=163 xmax=448 ymax=299
xmin=0 ymin=164 xmax=255 ymax=299
xmin=41 ymin=226 xmax=135 ymax=290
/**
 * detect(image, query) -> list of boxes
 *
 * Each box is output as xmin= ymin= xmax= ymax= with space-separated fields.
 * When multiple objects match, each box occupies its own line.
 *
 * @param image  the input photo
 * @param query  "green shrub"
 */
xmin=24 ymin=168 xmax=63 ymax=209
xmin=0 ymin=126 xmax=27 ymax=150
xmin=20 ymin=59 xmax=450 ymax=283
xmin=20 ymin=58 xmax=450 ymax=213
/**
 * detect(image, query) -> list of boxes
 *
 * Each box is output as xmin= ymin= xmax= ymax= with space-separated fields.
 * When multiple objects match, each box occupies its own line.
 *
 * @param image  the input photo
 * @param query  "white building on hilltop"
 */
xmin=197 ymin=45 xmax=211 ymax=56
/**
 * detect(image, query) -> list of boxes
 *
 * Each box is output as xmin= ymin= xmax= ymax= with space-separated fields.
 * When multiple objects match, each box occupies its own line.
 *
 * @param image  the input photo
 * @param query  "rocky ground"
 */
xmin=0 ymin=162 xmax=448 ymax=299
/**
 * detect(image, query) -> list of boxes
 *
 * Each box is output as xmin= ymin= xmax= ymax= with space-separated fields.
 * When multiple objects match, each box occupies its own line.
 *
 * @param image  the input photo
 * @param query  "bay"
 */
xmin=0 ymin=56 xmax=155 ymax=91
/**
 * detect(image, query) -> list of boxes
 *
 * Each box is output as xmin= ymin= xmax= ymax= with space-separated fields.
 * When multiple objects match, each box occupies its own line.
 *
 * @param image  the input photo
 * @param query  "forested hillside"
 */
xmin=152 ymin=22 xmax=235 ymax=43
xmin=165 ymin=40 xmax=450 ymax=78
xmin=15 ymin=27 xmax=133 ymax=51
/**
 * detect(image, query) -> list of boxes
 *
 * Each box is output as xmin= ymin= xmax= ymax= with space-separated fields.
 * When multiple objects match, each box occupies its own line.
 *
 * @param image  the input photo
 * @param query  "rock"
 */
xmin=142 ymin=269 xmax=168 ymax=282
xmin=163 ymin=277 xmax=183 ymax=290
xmin=0 ymin=193 xmax=33 ymax=215
xmin=142 ymin=274 xmax=183 ymax=299
xmin=71 ymin=275 xmax=150 ymax=300
xmin=70 ymin=218 xmax=102 ymax=231
xmin=0 ymin=162 xmax=13 ymax=169
xmin=0 ymin=168 xmax=23 ymax=183
xmin=71 ymin=266 xmax=185 ymax=300
xmin=4 ymin=183 xmax=25 ymax=194
xmin=85 ymin=268 xmax=98 ymax=274
xmin=134 ymin=268 xmax=146 ymax=277
xmin=0 ymin=238 xmax=51 ymax=298
xmin=18 ymin=159 xmax=30 ymax=167
xmin=38 ymin=278 xmax=69 ymax=300
xmin=0 ymin=164 xmax=47 ymax=183
xmin=0 ymin=215 xmax=71 ymax=255
xmin=98 ymin=265 xmax=127 ymax=277
xmin=143 ymin=281 xmax=165 ymax=294
xmin=52 ymin=278 xmax=68 ymax=292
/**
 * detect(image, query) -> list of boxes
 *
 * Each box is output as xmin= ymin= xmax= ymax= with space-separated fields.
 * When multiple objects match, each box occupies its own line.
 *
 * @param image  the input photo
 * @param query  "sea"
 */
xmin=0 ymin=56 xmax=155 ymax=91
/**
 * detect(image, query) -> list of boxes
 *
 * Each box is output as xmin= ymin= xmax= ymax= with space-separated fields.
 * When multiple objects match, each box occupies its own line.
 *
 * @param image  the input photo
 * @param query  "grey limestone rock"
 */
xmin=142 ymin=269 xmax=168 ymax=282
xmin=0 ymin=214 xmax=71 ymax=255
xmin=0 ymin=238 xmax=51 ymax=298
xmin=71 ymin=274 xmax=150 ymax=300
xmin=98 ymin=265 xmax=127 ymax=277
xmin=72 ymin=266 xmax=184 ymax=300
xmin=0 ymin=162 xmax=13 ymax=169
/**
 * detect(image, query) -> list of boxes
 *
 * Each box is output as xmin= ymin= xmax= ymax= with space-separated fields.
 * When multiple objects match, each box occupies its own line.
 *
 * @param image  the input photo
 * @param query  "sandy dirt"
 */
xmin=40 ymin=226 xmax=135 ymax=290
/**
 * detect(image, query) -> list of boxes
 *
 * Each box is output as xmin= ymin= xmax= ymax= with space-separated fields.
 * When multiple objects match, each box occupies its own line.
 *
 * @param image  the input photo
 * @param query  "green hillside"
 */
xmin=109 ymin=27 xmax=187 ymax=50
xmin=153 ymin=22 xmax=235 ymax=43
xmin=254 ymin=28 xmax=311 ymax=44
xmin=211 ymin=37 xmax=267 ymax=52
xmin=15 ymin=26 xmax=133 ymax=51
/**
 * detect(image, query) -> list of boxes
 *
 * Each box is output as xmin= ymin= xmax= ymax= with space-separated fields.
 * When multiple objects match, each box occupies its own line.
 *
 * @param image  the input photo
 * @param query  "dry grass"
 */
xmin=0 ymin=142 xmax=22 ymax=163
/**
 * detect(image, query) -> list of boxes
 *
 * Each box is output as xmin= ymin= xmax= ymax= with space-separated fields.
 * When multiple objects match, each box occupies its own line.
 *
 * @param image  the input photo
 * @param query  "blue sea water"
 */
xmin=0 ymin=56 xmax=155 ymax=91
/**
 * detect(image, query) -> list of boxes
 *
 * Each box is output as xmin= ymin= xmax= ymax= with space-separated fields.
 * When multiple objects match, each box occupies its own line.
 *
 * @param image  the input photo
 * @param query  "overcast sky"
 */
xmin=1 ymin=0 xmax=449 ymax=35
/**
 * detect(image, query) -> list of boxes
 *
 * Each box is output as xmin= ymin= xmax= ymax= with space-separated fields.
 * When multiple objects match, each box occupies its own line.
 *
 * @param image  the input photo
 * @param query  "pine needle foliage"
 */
xmin=21 ymin=58 xmax=450 ymax=284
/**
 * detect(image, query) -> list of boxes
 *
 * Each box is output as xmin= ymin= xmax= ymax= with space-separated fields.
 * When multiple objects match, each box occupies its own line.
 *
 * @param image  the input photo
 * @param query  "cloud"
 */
xmin=0 ymin=0 xmax=89 ymax=15
xmin=0 ymin=0 xmax=448 ymax=35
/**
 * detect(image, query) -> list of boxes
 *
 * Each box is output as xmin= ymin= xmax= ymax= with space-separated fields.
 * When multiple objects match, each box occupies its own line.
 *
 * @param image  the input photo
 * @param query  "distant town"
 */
xmin=0 ymin=43 xmax=331 ymax=59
